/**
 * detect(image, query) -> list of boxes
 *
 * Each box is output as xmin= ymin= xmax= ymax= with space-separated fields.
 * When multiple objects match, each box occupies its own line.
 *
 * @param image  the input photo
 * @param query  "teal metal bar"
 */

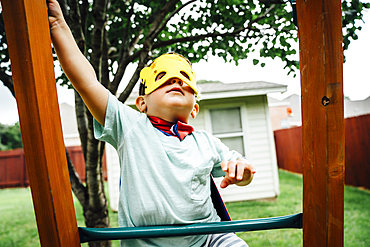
xmin=79 ymin=213 xmax=302 ymax=243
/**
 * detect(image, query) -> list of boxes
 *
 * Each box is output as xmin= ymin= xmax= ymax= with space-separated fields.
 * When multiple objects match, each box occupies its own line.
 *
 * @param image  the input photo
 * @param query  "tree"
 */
xmin=0 ymin=0 xmax=369 ymax=246
xmin=0 ymin=122 xmax=23 ymax=151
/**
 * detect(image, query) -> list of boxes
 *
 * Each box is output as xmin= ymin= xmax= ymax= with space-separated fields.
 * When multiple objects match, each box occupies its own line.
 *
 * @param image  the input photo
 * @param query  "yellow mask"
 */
xmin=139 ymin=53 xmax=199 ymax=96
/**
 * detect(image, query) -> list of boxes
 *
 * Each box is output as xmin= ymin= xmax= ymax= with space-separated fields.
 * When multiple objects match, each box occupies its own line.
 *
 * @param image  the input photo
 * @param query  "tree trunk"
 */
xmin=85 ymin=110 xmax=110 ymax=247
xmin=74 ymin=89 xmax=111 ymax=247
xmin=75 ymin=90 xmax=88 ymax=161
xmin=81 ymin=0 xmax=111 ymax=245
xmin=0 ymin=68 xmax=15 ymax=97
xmin=67 ymin=0 xmax=112 ymax=245
xmin=66 ymin=147 xmax=88 ymax=207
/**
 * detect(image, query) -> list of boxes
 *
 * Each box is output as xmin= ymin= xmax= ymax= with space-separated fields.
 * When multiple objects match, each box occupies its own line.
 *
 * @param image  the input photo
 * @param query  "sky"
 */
xmin=0 ymin=11 xmax=369 ymax=125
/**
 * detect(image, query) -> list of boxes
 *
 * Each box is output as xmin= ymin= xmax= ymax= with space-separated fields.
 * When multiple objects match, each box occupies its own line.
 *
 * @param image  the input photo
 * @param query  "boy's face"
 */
xmin=136 ymin=74 xmax=199 ymax=123
xmin=139 ymin=53 xmax=198 ymax=96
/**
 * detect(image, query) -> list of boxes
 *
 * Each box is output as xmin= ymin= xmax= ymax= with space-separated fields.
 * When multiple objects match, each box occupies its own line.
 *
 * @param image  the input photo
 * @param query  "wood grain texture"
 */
xmin=2 ymin=0 xmax=80 ymax=246
xmin=296 ymin=0 xmax=345 ymax=246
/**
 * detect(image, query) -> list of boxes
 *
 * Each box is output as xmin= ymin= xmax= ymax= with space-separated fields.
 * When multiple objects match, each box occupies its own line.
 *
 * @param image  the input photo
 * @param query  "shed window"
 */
xmin=210 ymin=107 xmax=245 ymax=156
xmin=210 ymin=107 xmax=242 ymax=134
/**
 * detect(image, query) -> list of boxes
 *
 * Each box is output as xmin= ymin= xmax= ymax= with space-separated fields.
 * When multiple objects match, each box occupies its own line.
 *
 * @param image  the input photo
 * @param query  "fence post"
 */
xmin=296 ymin=0 xmax=345 ymax=246
xmin=2 ymin=0 xmax=80 ymax=246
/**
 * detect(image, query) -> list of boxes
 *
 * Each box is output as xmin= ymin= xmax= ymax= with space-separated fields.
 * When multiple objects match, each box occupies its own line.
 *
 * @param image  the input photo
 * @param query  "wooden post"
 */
xmin=2 ymin=0 xmax=80 ymax=246
xmin=296 ymin=0 xmax=345 ymax=246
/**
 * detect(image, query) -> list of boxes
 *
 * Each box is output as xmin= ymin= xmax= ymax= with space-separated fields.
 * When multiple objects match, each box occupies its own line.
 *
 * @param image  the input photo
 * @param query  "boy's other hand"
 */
xmin=220 ymin=159 xmax=256 ymax=189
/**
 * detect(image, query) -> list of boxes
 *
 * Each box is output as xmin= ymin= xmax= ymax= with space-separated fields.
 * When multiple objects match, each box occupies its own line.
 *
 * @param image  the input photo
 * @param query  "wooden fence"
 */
xmin=3 ymin=114 xmax=369 ymax=190
xmin=274 ymin=113 xmax=370 ymax=190
xmin=0 ymin=146 xmax=107 ymax=189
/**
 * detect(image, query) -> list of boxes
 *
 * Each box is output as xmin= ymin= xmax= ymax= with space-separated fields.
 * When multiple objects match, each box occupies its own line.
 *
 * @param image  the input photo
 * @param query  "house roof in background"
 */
xmin=196 ymin=81 xmax=287 ymax=100
xmin=268 ymin=93 xmax=300 ymax=107
xmin=126 ymin=81 xmax=287 ymax=105
xmin=199 ymin=81 xmax=285 ymax=93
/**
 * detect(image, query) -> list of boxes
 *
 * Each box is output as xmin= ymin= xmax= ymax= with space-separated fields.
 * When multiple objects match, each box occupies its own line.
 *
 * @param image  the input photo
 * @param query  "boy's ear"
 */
xmin=191 ymin=103 xmax=199 ymax=119
xmin=136 ymin=96 xmax=147 ymax=113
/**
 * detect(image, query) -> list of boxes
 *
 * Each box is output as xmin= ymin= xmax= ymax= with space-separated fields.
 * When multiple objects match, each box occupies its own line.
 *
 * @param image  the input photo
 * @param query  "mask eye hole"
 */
xmin=180 ymin=71 xmax=190 ymax=80
xmin=155 ymin=72 xmax=166 ymax=81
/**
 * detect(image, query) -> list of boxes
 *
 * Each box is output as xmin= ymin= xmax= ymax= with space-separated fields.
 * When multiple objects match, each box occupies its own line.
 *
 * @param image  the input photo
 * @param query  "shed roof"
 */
xmin=125 ymin=81 xmax=287 ymax=105
xmin=199 ymin=81 xmax=284 ymax=92
xmin=197 ymin=81 xmax=287 ymax=100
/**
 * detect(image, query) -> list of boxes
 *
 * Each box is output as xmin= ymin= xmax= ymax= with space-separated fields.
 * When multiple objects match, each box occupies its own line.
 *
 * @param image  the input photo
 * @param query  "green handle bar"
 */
xmin=78 ymin=213 xmax=302 ymax=243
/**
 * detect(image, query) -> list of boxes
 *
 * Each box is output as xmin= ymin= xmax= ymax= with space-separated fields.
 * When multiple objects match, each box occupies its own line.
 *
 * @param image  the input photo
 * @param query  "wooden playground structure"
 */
xmin=1 ymin=0 xmax=344 ymax=246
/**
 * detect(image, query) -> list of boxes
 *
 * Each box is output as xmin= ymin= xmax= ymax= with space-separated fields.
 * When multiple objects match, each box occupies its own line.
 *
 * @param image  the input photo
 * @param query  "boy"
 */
xmin=47 ymin=0 xmax=255 ymax=246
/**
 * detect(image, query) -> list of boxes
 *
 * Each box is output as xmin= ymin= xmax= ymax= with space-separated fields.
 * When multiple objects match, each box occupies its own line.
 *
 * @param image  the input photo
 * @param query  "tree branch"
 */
xmin=152 ymin=27 xmax=244 ymax=49
xmin=102 ymin=29 xmax=110 ymax=89
xmin=122 ymin=0 xmax=136 ymax=54
xmin=68 ymin=0 xmax=86 ymax=54
xmin=113 ymin=2 xmax=277 ymax=103
xmin=0 ymin=68 xmax=15 ymax=97
xmin=152 ymin=4 xmax=276 ymax=49
xmin=145 ymin=0 xmax=179 ymax=44
xmin=75 ymin=90 xmax=88 ymax=161
xmin=112 ymin=0 xmax=180 ymax=95
xmin=80 ymin=0 xmax=89 ymax=39
xmin=152 ymin=0 xmax=197 ymax=40
xmin=117 ymin=51 xmax=150 ymax=103
xmin=66 ymin=148 xmax=88 ymax=209
xmin=90 ymin=0 xmax=109 ymax=81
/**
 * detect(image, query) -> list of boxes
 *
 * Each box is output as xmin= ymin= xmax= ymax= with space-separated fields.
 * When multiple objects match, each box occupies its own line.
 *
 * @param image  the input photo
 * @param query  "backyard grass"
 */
xmin=1 ymin=169 xmax=369 ymax=246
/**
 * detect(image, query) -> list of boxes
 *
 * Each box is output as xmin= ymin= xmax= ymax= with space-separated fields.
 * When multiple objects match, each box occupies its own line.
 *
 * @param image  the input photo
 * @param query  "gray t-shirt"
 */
xmin=94 ymin=93 xmax=243 ymax=246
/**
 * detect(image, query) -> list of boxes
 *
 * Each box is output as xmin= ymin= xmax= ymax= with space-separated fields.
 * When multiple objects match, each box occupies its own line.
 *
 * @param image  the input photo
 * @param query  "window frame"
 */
xmin=204 ymin=102 xmax=249 ymax=157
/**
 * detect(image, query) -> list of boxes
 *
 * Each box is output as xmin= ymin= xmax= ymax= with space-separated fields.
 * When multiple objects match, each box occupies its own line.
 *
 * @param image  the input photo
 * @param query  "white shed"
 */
xmin=105 ymin=81 xmax=287 ymax=211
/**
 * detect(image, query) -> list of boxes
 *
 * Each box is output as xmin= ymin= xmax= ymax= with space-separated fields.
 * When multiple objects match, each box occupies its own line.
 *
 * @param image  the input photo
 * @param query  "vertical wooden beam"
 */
xmin=296 ymin=0 xmax=345 ymax=246
xmin=2 ymin=0 xmax=80 ymax=246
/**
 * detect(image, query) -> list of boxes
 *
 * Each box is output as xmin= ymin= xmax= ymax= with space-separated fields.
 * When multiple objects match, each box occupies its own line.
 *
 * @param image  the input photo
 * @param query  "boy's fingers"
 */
xmin=221 ymin=160 xmax=228 ymax=172
xmin=221 ymin=160 xmax=256 ymax=187
xmin=236 ymin=160 xmax=246 ymax=180
xmin=220 ymin=177 xmax=231 ymax=189
xmin=247 ymin=163 xmax=257 ymax=174
xmin=227 ymin=160 xmax=236 ymax=178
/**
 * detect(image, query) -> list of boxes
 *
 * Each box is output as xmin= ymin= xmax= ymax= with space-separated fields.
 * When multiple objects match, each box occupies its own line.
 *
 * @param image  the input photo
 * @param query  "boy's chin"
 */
xmin=162 ymin=110 xmax=191 ymax=122
xmin=164 ymin=98 xmax=192 ymax=107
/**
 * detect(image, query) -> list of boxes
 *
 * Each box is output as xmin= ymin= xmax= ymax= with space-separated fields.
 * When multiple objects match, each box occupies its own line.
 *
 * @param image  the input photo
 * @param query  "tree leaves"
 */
xmin=342 ymin=0 xmax=370 ymax=54
xmin=0 ymin=122 xmax=22 ymax=151
xmin=0 ymin=0 xmax=369 ymax=96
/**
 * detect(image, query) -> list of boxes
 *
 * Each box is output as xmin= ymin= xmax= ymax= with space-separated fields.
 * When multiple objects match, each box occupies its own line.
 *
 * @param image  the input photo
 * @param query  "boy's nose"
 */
xmin=171 ymin=78 xmax=183 ymax=86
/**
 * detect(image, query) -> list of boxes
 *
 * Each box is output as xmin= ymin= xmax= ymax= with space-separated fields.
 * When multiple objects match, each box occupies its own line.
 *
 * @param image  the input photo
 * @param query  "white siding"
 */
xmin=60 ymin=103 xmax=81 ymax=147
xmin=195 ymin=95 xmax=280 ymax=202
xmin=106 ymin=143 xmax=120 ymax=212
xmin=105 ymin=95 xmax=280 ymax=208
xmin=63 ymin=135 xmax=81 ymax=147
xmin=189 ymin=107 xmax=206 ymax=130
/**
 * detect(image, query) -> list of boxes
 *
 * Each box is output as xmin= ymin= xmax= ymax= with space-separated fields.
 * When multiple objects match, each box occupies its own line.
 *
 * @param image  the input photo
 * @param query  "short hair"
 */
xmin=139 ymin=82 xmax=145 ymax=96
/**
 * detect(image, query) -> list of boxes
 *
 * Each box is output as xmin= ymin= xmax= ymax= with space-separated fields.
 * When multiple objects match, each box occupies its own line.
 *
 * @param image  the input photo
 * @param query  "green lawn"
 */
xmin=1 ymin=169 xmax=369 ymax=246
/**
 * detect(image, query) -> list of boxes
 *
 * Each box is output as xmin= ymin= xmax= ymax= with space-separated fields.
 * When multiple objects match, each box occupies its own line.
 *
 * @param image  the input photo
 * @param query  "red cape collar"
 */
xmin=148 ymin=116 xmax=194 ymax=141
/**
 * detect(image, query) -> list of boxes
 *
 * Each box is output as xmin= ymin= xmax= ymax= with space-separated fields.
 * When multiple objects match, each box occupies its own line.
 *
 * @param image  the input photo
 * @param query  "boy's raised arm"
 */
xmin=47 ymin=0 xmax=108 ymax=126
